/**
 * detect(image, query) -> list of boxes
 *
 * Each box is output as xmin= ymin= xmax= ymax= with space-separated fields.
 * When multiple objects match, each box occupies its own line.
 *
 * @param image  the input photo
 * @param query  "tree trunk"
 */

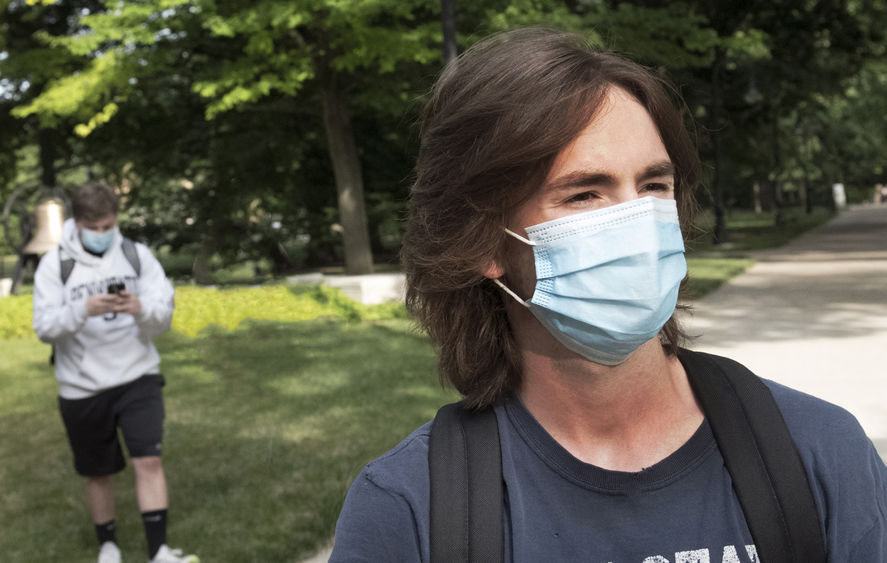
xmin=441 ymin=0 xmax=458 ymax=64
xmin=193 ymin=225 xmax=220 ymax=285
xmin=753 ymin=182 xmax=763 ymax=214
xmin=709 ymin=47 xmax=728 ymax=244
xmin=771 ymin=110 xmax=784 ymax=226
xmin=319 ymin=66 xmax=374 ymax=275
xmin=38 ymin=127 xmax=56 ymax=187
xmin=800 ymin=167 xmax=811 ymax=215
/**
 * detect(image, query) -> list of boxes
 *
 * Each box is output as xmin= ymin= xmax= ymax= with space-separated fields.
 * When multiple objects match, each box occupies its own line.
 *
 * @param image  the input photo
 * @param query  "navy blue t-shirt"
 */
xmin=331 ymin=380 xmax=887 ymax=562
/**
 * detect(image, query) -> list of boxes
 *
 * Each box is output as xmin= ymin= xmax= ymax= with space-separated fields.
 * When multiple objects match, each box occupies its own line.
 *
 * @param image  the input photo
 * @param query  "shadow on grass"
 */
xmin=0 ymin=339 xmax=107 ymax=562
xmin=155 ymin=319 xmax=452 ymax=561
xmin=0 ymin=321 xmax=454 ymax=561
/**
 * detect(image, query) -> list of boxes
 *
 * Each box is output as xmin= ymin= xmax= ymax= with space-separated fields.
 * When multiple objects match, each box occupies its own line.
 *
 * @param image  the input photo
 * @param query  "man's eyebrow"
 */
xmin=544 ymin=171 xmax=616 ymax=192
xmin=637 ymin=161 xmax=675 ymax=182
xmin=544 ymin=160 xmax=675 ymax=192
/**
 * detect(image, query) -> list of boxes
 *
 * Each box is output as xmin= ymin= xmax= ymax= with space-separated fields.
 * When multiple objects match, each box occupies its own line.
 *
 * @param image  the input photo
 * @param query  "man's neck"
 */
xmin=517 ymin=337 xmax=703 ymax=472
xmin=83 ymin=246 xmax=105 ymax=258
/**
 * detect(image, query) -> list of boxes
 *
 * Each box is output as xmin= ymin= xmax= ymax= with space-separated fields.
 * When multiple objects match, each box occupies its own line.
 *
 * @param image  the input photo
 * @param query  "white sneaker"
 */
xmin=148 ymin=545 xmax=199 ymax=563
xmin=98 ymin=541 xmax=121 ymax=563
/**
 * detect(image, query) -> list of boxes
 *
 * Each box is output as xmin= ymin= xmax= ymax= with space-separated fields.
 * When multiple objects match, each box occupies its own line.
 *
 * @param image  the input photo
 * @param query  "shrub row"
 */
xmin=0 ymin=284 xmax=407 ymax=340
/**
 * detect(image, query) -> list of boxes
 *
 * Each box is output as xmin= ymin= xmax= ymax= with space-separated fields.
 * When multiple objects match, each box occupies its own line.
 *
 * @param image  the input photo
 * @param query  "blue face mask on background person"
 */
xmin=494 ymin=196 xmax=686 ymax=365
xmin=81 ymin=227 xmax=117 ymax=254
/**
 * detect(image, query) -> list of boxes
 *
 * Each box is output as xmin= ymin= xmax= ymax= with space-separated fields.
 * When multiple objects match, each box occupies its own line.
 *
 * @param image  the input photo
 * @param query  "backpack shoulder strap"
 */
xmin=679 ymin=348 xmax=826 ymax=563
xmin=57 ymin=238 xmax=141 ymax=283
xmin=429 ymin=403 xmax=504 ymax=563
xmin=58 ymin=247 xmax=75 ymax=285
xmin=54 ymin=246 xmax=74 ymax=366
xmin=121 ymin=238 xmax=141 ymax=276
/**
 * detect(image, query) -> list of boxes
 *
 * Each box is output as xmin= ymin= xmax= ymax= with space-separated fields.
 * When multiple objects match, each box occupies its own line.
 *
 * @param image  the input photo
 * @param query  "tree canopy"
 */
xmin=2 ymin=0 xmax=885 ymax=271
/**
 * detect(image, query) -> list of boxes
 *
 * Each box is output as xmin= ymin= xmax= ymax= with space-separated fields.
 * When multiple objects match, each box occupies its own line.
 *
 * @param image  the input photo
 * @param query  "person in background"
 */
xmin=33 ymin=182 xmax=197 ymax=563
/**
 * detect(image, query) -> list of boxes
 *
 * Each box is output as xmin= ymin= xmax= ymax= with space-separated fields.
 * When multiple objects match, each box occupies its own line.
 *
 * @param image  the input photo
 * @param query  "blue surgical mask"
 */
xmin=494 ymin=196 xmax=686 ymax=365
xmin=81 ymin=227 xmax=117 ymax=254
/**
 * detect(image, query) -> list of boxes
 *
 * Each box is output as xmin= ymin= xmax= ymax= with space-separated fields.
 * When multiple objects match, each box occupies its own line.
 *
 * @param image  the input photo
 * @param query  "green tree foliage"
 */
xmin=9 ymin=0 xmax=443 ymax=276
xmin=0 ymin=0 xmax=106 ymax=192
xmin=3 ymin=0 xmax=885 ymax=272
xmin=669 ymin=0 xmax=886 ymax=224
xmin=779 ymin=59 xmax=887 ymax=207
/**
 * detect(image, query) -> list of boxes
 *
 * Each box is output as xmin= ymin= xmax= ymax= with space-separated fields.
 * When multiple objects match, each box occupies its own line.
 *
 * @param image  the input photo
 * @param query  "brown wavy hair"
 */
xmin=402 ymin=27 xmax=700 ymax=409
xmin=72 ymin=182 xmax=119 ymax=222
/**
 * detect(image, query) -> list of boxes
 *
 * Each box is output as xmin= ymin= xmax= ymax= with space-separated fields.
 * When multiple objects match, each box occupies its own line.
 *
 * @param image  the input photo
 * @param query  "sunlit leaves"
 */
xmin=73 ymin=100 xmax=118 ymax=136
xmin=11 ymin=50 xmax=132 ymax=128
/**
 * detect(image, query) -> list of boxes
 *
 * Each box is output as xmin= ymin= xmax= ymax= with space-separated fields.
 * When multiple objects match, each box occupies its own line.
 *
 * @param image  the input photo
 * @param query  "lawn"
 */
xmin=684 ymin=257 xmax=755 ymax=299
xmin=0 ymin=205 xmax=834 ymax=561
xmin=0 ymin=317 xmax=455 ymax=562
xmin=688 ymin=206 xmax=833 ymax=254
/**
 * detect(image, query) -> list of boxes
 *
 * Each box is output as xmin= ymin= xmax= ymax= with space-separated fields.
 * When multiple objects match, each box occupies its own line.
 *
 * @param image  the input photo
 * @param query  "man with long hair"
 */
xmin=331 ymin=27 xmax=886 ymax=561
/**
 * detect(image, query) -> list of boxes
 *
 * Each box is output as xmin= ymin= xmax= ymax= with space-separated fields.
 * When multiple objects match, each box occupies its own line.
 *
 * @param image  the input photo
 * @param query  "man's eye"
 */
xmin=565 ymin=191 xmax=597 ymax=203
xmin=642 ymin=183 xmax=672 ymax=192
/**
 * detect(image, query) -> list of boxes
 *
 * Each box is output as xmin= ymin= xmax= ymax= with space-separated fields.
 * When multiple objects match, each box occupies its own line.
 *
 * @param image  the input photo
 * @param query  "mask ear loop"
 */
xmin=492 ymin=278 xmax=531 ymax=308
xmin=504 ymin=227 xmax=535 ymax=246
xmin=492 ymin=228 xmax=537 ymax=308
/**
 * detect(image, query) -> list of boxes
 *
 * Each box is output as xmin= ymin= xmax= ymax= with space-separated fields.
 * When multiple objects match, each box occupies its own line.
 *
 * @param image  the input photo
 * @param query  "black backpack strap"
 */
xmin=59 ymin=248 xmax=75 ymax=285
xmin=54 ymin=247 xmax=74 ymax=365
xmin=58 ymin=238 xmax=140 ymax=283
xmin=680 ymin=349 xmax=826 ymax=563
xmin=429 ymin=403 xmax=504 ymax=563
xmin=121 ymin=238 xmax=141 ymax=276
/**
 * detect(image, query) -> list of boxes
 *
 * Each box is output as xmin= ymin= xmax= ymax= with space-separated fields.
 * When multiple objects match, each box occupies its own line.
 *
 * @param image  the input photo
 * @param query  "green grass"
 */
xmin=681 ymin=206 xmax=833 ymax=298
xmin=0 ymin=204 xmax=836 ymax=560
xmin=688 ymin=206 xmax=833 ymax=254
xmin=0 ymin=254 xmax=766 ymax=561
xmin=685 ymin=258 xmax=756 ymax=299
xmin=1 ymin=254 xmax=16 ymax=276
xmin=0 ymin=319 xmax=455 ymax=562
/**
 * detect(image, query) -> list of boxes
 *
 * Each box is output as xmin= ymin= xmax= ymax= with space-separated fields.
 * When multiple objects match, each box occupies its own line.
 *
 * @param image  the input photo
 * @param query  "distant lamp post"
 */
xmin=832 ymin=183 xmax=847 ymax=210
xmin=745 ymin=76 xmax=765 ymax=215
xmin=440 ymin=0 xmax=457 ymax=64
xmin=744 ymin=76 xmax=763 ymax=106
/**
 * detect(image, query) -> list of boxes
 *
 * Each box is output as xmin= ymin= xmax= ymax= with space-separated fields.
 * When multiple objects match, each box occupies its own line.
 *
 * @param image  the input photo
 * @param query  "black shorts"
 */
xmin=58 ymin=374 xmax=165 ymax=477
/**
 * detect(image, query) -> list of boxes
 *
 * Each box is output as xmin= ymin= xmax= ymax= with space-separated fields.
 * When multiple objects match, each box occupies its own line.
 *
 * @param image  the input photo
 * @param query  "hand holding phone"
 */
xmin=104 ymin=283 xmax=126 ymax=320
xmin=107 ymin=282 xmax=125 ymax=295
xmin=108 ymin=283 xmax=142 ymax=317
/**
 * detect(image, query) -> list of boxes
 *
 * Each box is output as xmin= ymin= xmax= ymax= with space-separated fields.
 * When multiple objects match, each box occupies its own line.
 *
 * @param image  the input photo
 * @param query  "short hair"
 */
xmin=71 ymin=182 xmax=119 ymax=222
xmin=402 ymin=27 xmax=700 ymax=409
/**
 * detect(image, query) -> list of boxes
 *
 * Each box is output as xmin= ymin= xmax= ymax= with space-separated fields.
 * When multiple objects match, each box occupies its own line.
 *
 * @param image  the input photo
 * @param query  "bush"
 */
xmin=156 ymin=246 xmax=198 ymax=280
xmin=0 ymin=295 xmax=36 ymax=339
xmin=172 ymin=284 xmax=407 ymax=337
xmin=0 ymin=284 xmax=407 ymax=340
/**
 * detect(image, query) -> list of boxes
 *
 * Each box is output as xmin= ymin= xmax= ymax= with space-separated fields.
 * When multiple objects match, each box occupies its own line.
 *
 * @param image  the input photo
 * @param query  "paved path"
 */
xmin=685 ymin=204 xmax=887 ymax=459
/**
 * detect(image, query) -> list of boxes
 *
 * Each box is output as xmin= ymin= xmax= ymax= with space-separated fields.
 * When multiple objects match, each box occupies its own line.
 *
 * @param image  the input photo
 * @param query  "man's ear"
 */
xmin=483 ymin=260 xmax=505 ymax=280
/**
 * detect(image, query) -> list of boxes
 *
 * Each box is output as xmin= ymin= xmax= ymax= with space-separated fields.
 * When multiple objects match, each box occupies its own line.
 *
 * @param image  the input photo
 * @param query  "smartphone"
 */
xmin=107 ymin=282 xmax=125 ymax=295
xmin=104 ymin=283 xmax=125 ymax=320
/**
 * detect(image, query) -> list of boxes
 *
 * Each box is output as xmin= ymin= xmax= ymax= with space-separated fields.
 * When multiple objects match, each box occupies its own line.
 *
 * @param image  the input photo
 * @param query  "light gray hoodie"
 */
xmin=32 ymin=218 xmax=175 ymax=398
